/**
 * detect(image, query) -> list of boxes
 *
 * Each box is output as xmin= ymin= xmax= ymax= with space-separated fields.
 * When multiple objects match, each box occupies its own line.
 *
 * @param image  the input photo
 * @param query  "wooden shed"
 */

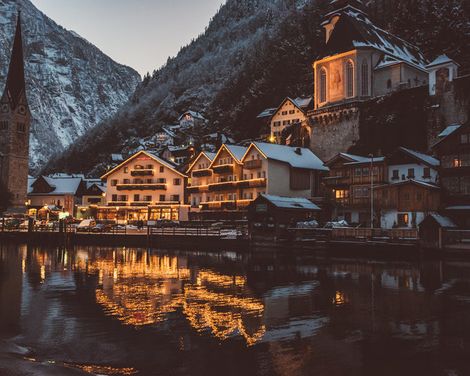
xmin=248 ymin=194 xmax=320 ymax=244
xmin=419 ymin=213 xmax=457 ymax=249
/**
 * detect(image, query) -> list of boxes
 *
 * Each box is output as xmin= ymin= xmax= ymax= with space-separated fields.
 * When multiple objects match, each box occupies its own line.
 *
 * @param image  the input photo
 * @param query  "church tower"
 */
xmin=0 ymin=12 xmax=31 ymax=208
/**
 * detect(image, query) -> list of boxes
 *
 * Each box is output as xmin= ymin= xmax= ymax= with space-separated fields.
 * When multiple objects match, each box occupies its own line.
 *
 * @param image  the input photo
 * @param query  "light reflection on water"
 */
xmin=1 ymin=245 xmax=470 ymax=375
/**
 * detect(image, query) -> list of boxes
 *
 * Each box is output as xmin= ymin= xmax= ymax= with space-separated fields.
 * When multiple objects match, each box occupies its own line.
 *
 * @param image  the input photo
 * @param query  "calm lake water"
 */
xmin=1 ymin=244 xmax=470 ymax=376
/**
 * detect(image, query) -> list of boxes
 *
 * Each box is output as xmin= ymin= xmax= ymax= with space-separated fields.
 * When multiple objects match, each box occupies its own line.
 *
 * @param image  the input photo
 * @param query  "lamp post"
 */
xmin=369 ymin=154 xmax=374 ymax=229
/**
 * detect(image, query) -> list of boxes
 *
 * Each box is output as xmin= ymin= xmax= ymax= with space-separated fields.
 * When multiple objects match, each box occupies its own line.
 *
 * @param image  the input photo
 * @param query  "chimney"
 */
xmin=295 ymin=147 xmax=302 ymax=155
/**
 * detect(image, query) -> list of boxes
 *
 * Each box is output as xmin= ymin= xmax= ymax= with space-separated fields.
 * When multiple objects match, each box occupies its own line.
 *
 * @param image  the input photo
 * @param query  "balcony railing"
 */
xmin=237 ymin=178 xmax=266 ymax=188
xmin=212 ymin=164 xmax=234 ymax=174
xmin=192 ymin=169 xmax=212 ymax=177
xmin=130 ymin=201 xmax=152 ymax=206
xmin=131 ymin=169 xmax=154 ymax=176
xmin=244 ymin=159 xmax=262 ymax=169
xmin=116 ymin=183 xmax=167 ymax=191
xmin=107 ymin=201 xmax=128 ymax=206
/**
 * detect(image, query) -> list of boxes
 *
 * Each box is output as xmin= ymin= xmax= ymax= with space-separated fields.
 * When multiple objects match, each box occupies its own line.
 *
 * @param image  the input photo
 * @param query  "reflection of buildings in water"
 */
xmin=83 ymin=251 xmax=266 ymax=345
xmin=0 ymin=244 xmax=24 ymax=335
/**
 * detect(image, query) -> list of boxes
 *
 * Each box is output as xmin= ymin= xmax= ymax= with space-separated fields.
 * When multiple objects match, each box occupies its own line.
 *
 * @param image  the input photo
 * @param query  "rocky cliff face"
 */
xmin=0 ymin=0 xmax=141 ymax=171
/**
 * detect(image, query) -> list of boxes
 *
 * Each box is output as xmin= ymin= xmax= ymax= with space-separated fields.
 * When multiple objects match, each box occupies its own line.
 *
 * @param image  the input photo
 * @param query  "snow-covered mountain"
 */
xmin=44 ymin=0 xmax=470 ymax=176
xmin=0 ymin=0 xmax=141 ymax=171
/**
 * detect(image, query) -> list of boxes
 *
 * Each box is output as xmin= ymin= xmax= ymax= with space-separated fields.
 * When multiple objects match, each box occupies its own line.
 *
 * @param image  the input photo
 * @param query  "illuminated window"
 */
xmin=346 ymin=60 xmax=354 ymax=98
xmin=335 ymin=189 xmax=349 ymax=199
xmin=320 ymin=68 xmax=327 ymax=103
xmin=397 ymin=213 xmax=409 ymax=227
xmin=453 ymin=158 xmax=462 ymax=168
xmin=361 ymin=59 xmax=369 ymax=96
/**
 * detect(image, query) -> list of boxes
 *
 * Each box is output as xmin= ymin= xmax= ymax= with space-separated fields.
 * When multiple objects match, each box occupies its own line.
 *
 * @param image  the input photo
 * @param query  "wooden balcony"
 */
xmin=192 ymin=169 xmax=212 ymax=177
xmin=237 ymin=178 xmax=267 ymax=188
xmin=244 ymin=159 xmax=262 ymax=169
xmin=208 ymin=181 xmax=237 ymax=191
xmin=212 ymin=164 xmax=234 ymax=174
xmin=130 ymin=201 xmax=152 ymax=206
xmin=116 ymin=183 xmax=166 ymax=191
xmin=107 ymin=201 xmax=128 ymax=206
xmin=131 ymin=169 xmax=154 ymax=177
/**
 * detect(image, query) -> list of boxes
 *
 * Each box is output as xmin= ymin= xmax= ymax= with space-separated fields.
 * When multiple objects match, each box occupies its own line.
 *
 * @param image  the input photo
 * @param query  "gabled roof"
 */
xmin=432 ymin=123 xmax=466 ymax=149
xmin=187 ymin=151 xmax=217 ymax=173
xmin=178 ymin=110 xmax=206 ymax=121
xmin=438 ymin=124 xmax=461 ymax=138
xmin=343 ymin=155 xmax=385 ymax=165
xmin=375 ymin=179 xmax=440 ymax=190
xmin=257 ymin=108 xmax=277 ymax=118
xmin=159 ymin=127 xmax=177 ymax=138
xmin=325 ymin=152 xmax=374 ymax=166
xmin=208 ymin=144 xmax=248 ymax=168
xmin=426 ymin=55 xmax=459 ymax=69
xmin=319 ymin=6 xmax=428 ymax=71
xmin=101 ymin=150 xmax=186 ymax=179
xmin=421 ymin=213 xmax=457 ymax=228
xmin=30 ymin=175 xmax=83 ymax=196
xmin=390 ymin=147 xmax=440 ymax=168
xmin=244 ymin=142 xmax=328 ymax=171
xmin=260 ymin=194 xmax=320 ymax=211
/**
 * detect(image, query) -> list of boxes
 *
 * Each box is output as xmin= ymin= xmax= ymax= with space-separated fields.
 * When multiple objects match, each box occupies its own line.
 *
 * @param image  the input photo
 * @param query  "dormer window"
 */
xmin=319 ymin=68 xmax=327 ymax=103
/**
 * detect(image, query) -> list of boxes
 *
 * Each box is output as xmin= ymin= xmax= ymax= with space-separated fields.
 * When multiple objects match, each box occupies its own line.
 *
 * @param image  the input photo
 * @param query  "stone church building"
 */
xmin=0 ymin=13 xmax=31 ymax=209
xmin=308 ymin=0 xmax=456 ymax=160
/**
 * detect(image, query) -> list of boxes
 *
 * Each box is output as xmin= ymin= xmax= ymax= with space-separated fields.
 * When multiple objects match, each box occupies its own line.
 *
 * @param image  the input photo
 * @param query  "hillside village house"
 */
xmin=323 ymin=153 xmax=386 ymax=227
xmin=27 ymin=174 xmax=86 ymax=217
xmin=76 ymin=179 xmax=107 ymax=219
xmin=99 ymin=150 xmax=188 ymax=222
xmin=373 ymin=147 xmax=441 ymax=228
xmin=187 ymin=143 xmax=328 ymax=219
xmin=432 ymin=123 xmax=470 ymax=228
xmin=258 ymin=97 xmax=312 ymax=144
xmin=178 ymin=110 xmax=206 ymax=129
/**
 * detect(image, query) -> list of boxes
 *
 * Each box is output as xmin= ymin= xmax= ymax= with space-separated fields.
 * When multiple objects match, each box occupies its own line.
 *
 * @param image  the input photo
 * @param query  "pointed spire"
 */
xmin=3 ymin=11 xmax=27 ymax=110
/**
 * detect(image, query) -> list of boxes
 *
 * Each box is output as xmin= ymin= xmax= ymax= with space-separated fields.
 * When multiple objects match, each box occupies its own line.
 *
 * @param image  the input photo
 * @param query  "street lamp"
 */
xmin=368 ymin=154 xmax=374 ymax=229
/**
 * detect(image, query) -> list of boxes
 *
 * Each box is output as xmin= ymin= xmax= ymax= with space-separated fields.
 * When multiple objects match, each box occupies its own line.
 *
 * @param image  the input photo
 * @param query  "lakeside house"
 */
xmin=373 ymin=147 xmax=441 ymax=229
xmin=187 ymin=142 xmax=328 ymax=220
xmin=323 ymin=153 xmax=386 ymax=227
xmin=258 ymin=97 xmax=312 ymax=144
xmin=99 ymin=150 xmax=189 ymax=222
xmin=432 ymin=123 xmax=470 ymax=228
xmin=27 ymin=174 xmax=86 ymax=217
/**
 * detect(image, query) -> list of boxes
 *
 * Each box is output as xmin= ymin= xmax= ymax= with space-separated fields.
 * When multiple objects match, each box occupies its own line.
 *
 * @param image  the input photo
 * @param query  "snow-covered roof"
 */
xmin=438 ymin=124 xmax=461 ymax=138
xmin=423 ymin=213 xmax=457 ymax=228
xmin=426 ymin=55 xmax=459 ymax=69
xmin=260 ymin=194 xmax=320 ymax=211
xmin=257 ymin=108 xmax=277 ymax=118
xmin=249 ymin=142 xmax=328 ymax=171
xmin=396 ymin=147 xmax=440 ymax=167
xmin=225 ymin=145 xmax=248 ymax=161
xmin=101 ymin=150 xmax=186 ymax=179
xmin=445 ymin=205 xmax=470 ymax=211
xmin=205 ymin=152 xmax=217 ymax=161
xmin=30 ymin=175 xmax=83 ymax=195
xmin=159 ymin=127 xmax=176 ymax=138
xmin=111 ymin=154 xmax=124 ymax=162
xmin=343 ymin=155 xmax=385 ymax=165
xmin=320 ymin=6 xmax=428 ymax=71
xmin=292 ymin=96 xmax=313 ymax=109
xmin=178 ymin=110 xmax=205 ymax=121
xmin=375 ymin=179 xmax=440 ymax=190
xmin=374 ymin=55 xmax=402 ymax=70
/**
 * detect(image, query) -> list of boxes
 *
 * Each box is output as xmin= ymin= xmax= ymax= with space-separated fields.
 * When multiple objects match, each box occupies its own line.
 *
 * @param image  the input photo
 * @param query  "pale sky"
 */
xmin=30 ymin=0 xmax=225 ymax=77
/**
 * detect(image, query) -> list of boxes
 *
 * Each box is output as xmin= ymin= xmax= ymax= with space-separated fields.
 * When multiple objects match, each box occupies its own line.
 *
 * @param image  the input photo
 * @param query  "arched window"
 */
xmin=319 ymin=68 xmax=327 ymax=103
xmin=361 ymin=59 xmax=369 ymax=96
xmin=387 ymin=79 xmax=392 ymax=90
xmin=346 ymin=60 xmax=354 ymax=98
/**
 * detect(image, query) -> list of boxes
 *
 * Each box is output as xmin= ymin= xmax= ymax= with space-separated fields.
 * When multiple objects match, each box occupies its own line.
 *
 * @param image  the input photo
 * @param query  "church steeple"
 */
xmin=2 ymin=12 xmax=27 ymax=111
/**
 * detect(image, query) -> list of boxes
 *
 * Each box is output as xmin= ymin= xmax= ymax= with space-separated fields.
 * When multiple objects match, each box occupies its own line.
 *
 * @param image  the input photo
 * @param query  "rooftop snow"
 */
xmin=33 ymin=176 xmax=83 ymax=195
xmin=225 ymin=145 xmax=248 ymax=161
xmin=320 ymin=6 xmax=428 ymax=71
xmin=426 ymin=213 xmax=457 ymax=228
xmin=252 ymin=142 xmax=328 ymax=171
xmin=426 ymin=54 xmax=458 ymax=68
xmin=178 ymin=110 xmax=205 ymax=121
xmin=257 ymin=108 xmax=277 ymax=118
xmin=438 ymin=124 xmax=461 ymax=138
xmin=397 ymin=147 xmax=440 ymax=167
xmin=261 ymin=194 xmax=321 ymax=211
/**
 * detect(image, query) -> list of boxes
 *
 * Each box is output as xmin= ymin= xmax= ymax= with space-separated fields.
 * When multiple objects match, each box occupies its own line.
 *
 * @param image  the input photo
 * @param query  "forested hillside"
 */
xmin=44 ymin=0 xmax=470 ymax=175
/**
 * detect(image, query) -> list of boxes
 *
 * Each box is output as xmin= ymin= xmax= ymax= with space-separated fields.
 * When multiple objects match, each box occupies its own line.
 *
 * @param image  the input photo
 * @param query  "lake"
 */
xmin=1 ymin=244 xmax=470 ymax=376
